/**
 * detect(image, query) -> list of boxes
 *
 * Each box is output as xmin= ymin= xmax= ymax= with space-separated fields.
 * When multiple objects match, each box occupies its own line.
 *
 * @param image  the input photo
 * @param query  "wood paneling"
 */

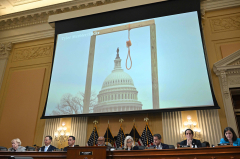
xmin=203 ymin=6 xmax=240 ymax=133
xmin=1 ymin=146 xmax=240 ymax=159
xmin=221 ymin=42 xmax=240 ymax=58
xmin=0 ymin=68 xmax=45 ymax=147
xmin=0 ymin=38 xmax=54 ymax=148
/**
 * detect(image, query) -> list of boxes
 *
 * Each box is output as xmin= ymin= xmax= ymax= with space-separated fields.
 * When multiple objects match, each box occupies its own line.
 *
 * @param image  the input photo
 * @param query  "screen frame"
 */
xmin=41 ymin=0 xmax=220 ymax=119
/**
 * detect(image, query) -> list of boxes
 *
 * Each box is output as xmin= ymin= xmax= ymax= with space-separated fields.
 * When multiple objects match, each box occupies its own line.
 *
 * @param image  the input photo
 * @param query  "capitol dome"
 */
xmin=101 ymin=68 xmax=134 ymax=89
xmin=94 ymin=48 xmax=142 ymax=113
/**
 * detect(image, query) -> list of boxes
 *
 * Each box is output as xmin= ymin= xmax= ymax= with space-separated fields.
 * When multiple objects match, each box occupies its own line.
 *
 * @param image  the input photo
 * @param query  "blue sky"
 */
xmin=45 ymin=11 xmax=214 ymax=115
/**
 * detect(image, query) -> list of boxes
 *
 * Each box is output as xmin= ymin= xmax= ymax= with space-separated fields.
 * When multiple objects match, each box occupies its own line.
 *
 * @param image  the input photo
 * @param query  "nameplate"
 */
xmin=217 ymin=143 xmax=231 ymax=146
xmin=80 ymin=151 xmax=93 ymax=155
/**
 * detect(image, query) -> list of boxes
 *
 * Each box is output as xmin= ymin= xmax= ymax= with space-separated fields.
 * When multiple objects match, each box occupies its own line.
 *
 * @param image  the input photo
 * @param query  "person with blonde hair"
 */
xmin=124 ymin=136 xmax=139 ymax=150
xmin=8 ymin=138 xmax=26 ymax=152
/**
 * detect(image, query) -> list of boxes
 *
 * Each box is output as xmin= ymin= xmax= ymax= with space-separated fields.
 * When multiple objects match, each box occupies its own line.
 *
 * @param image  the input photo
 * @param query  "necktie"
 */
xmin=44 ymin=146 xmax=48 ymax=152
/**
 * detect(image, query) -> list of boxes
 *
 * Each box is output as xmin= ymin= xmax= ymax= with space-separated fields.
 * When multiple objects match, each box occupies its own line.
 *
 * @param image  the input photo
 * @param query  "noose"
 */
xmin=126 ymin=24 xmax=132 ymax=70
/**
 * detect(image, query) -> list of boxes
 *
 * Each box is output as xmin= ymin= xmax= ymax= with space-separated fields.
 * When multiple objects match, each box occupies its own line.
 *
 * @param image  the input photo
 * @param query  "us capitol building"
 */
xmin=93 ymin=48 xmax=142 ymax=113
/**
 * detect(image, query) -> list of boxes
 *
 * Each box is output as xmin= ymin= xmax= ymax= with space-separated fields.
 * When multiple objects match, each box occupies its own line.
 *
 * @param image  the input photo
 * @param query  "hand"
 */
xmin=187 ymin=140 xmax=192 ymax=146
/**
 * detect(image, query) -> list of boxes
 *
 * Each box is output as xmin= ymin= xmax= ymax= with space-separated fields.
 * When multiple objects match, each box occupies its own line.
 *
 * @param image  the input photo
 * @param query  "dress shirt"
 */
xmin=44 ymin=145 xmax=50 ymax=152
xmin=156 ymin=144 xmax=162 ymax=149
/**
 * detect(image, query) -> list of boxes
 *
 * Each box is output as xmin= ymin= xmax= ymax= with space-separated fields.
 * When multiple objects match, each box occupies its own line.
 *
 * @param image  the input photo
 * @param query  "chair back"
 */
xmin=116 ymin=148 xmax=123 ymax=150
xmin=105 ymin=142 xmax=112 ymax=147
xmin=54 ymin=148 xmax=62 ymax=151
xmin=201 ymin=143 xmax=207 ymax=147
xmin=26 ymin=146 xmax=35 ymax=151
xmin=138 ymin=146 xmax=145 ymax=150
xmin=146 ymin=146 xmax=155 ymax=149
xmin=168 ymin=145 xmax=175 ymax=149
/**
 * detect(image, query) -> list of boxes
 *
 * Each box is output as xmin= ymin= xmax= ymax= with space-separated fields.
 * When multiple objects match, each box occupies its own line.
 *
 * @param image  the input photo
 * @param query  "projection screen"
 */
xmin=42 ymin=0 xmax=219 ymax=118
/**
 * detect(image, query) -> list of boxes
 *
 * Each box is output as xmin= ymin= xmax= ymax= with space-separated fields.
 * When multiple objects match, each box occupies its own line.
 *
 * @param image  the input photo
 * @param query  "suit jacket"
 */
xmin=8 ymin=146 xmax=26 ymax=152
xmin=125 ymin=146 xmax=139 ymax=150
xmin=151 ymin=143 xmax=169 ymax=149
xmin=40 ymin=145 xmax=56 ymax=152
xmin=220 ymin=138 xmax=240 ymax=146
xmin=180 ymin=139 xmax=202 ymax=148
xmin=63 ymin=146 xmax=70 ymax=152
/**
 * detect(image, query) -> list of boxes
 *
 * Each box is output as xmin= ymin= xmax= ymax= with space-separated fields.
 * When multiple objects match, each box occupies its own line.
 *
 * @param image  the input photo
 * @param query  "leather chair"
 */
xmin=145 ymin=146 xmax=155 ymax=149
xmin=138 ymin=146 xmax=145 ymax=150
xmin=25 ymin=146 xmax=35 ymax=151
xmin=168 ymin=145 xmax=175 ymax=149
xmin=201 ymin=142 xmax=207 ymax=147
xmin=54 ymin=148 xmax=62 ymax=151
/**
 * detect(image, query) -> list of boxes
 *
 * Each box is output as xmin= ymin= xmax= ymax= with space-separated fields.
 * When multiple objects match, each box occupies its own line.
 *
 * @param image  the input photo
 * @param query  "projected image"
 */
xmin=45 ymin=11 xmax=214 ymax=116
xmin=91 ymin=25 xmax=152 ymax=113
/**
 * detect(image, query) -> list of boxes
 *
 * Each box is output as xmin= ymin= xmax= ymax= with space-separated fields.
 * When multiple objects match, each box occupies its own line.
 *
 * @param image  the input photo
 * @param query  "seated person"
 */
xmin=124 ymin=136 xmax=139 ymax=150
xmin=220 ymin=127 xmax=240 ymax=146
xmin=177 ymin=142 xmax=181 ymax=148
xmin=39 ymin=136 xmax=56 ymax=152
xmin=180 ymin=129 xmax=202 ymax=148
xmin=63 ymin=136 xmax=77 ymax=151
xmin=97 ymin=136 xmax=106 ymax=146
xmin=8 ymin=138 xmax=26 ymax=152
xmin=202 ymin=141 xmax=210 ymax=147
xmin=97 ymin=136 xmax=111 ymax=149
xmin=151 ymin=134 xmax=169 ymax=149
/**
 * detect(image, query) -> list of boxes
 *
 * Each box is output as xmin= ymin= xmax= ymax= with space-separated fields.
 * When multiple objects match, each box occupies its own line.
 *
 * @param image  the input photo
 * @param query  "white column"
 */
xmin=0 ymin=43 xmax=12 ymax=90
xmin=83 ymin=35 xmax=96 ymax=113
xmin=218 ymin=70 xmax=239 ymax=136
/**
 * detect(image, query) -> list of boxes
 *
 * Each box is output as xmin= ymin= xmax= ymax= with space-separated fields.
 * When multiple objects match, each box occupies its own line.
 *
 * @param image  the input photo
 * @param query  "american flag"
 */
xmin=138 ymin=124 xmax=154 ymax=147
xmin=129 ymin=124 xmax=141 ymax=144
xmin=115 ymin=126 xmax=125 ymax=148
xmin=104 ymin=125 xmax=114 ymax=146
xmin=87 ymin=126 xmax=99 ymax=146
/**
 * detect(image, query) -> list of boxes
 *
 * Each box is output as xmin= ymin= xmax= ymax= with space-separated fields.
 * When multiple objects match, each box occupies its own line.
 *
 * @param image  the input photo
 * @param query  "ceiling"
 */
xmin=0 ymin=0 xmax=86 ymax=16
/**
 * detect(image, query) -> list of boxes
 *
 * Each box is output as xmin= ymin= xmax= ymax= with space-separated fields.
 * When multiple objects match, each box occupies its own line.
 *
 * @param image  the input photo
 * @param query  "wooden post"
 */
xmin=83 ymin=35 xmax=96 ymax=113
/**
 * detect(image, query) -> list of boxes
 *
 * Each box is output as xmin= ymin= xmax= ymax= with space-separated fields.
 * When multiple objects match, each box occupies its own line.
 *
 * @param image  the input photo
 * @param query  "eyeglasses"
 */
xmin=127 ymin=141 xmax=132 ymax=143
xmin=97 ymin=140 xmax=104 ymax=142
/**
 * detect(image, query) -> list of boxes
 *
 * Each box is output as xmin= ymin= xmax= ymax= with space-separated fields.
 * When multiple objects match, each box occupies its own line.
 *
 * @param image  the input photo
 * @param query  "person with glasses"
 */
xmin=97 ymin=136 xmax=106 ymax=146
xmin=97 ymin=136 xmax=112 ymax=150
xmin=180 ymin=129 xmax=202 ymax=148
xmin=124 ymin=136 xmax=139 ymax=150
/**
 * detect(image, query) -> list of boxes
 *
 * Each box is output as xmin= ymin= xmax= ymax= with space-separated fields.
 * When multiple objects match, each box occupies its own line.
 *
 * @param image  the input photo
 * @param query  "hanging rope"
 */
xmin=126 ymin=24 xmax=132 ymax=70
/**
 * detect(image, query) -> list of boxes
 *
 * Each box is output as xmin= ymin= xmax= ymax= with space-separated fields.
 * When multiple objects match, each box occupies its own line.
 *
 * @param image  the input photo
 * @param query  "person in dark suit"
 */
xmin=40 ymin=136 xmax=56 ymax=152
xmin=63 ymin=136 xmax=78 ymax=151
xmin=180 ymin=129 xmax=202 ymax=148
xmin=124 ymin=136 xmax=139 ymax=150
xmin=202 ymin=141 xmax=210 ymax=147
xmin=151 ymin=134 xmax=169 ymax=149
